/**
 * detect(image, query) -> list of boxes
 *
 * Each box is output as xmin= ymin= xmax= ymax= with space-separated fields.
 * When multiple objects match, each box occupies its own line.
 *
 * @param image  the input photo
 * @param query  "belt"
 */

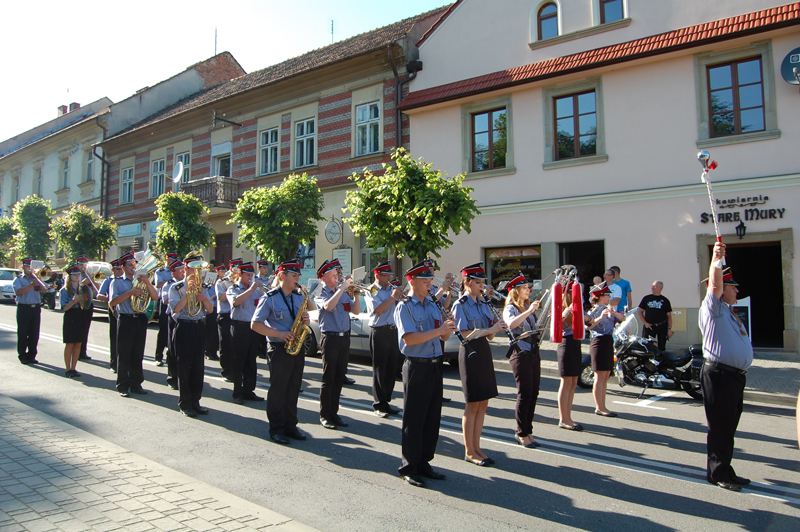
xmin=323 ymin=331 xmax=350 ymax=336
xmin=373 ymin=324 xmax=397 ymax=330
xmin=647 ymin=320 xmax=668 ymax=328
xmin=17 ymin=304 xmax=41 ymax=308
xmin=177 ymin=319 xmax=203 ymax=324
xmin=705 ymin=360 xmax=747 ymax=375
xmin=406 ymin=356 xmax=443 ymax=364
xmin=119 ymin=313 xmax=145 ymax=318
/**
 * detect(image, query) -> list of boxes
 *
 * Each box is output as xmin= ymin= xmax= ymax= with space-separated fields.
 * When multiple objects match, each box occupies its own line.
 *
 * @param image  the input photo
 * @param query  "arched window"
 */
xmin=538 ymin=3 xmax=558 ymax=41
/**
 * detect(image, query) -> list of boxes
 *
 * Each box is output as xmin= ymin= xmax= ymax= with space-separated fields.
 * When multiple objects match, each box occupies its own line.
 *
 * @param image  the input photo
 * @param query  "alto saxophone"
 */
xmin=286 ymin=285 xmax=312 ymax=356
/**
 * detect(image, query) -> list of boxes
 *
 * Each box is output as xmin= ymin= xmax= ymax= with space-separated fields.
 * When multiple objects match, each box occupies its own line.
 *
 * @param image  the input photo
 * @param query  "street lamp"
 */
xmin=735 ymin=221 xmax=747 ymax=239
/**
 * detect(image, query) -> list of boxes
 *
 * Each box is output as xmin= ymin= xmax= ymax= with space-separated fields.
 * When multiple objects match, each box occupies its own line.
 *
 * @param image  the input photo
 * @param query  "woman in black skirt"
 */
xmin=557 ymin=284 xmax=588 ymax=431
xmin=60 ymin=264 xmax=89 ymax=378
xmin=452 ymin=263 xmax=505 ymax=466
xmin=586 ymin=282 xmax=623 ymax=417
xmin=503 ymin=273 xmax=541 ymax=448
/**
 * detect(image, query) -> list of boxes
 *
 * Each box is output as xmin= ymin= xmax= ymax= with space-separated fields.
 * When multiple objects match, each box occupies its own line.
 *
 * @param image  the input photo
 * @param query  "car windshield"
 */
xmin=0 ymin=271 xmax=19 ymax=281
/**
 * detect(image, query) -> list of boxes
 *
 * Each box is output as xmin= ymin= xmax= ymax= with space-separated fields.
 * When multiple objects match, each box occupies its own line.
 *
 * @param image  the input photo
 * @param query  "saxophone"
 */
xmin=286 ymin=285 xmax=312 ymax=356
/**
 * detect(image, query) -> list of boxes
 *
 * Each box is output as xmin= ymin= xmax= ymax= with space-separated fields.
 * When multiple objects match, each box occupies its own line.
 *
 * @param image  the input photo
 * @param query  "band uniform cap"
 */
xmin=238 ymin=262 xmax=255 ymax=274
xmin=65 ymin=264 xmax=81 ymax=275
xmin=76 ymin=255 xmax=89 ymax=264
xmin=166 ymin=251 xmax=179 ymax=259
xmin=110 ymin=259 xmax=122 ymax=268
xmin=215 ymin=264 xmax=227 ymax=272
xmin=390 ymin=278 xmax=402 ymax=287
xmin=20 ymin=257 xmax=34 ymax=265
xmin=278 ymin=260 xmax=302 ymax=274
xmin=374 ymin=261 xmax=393 ymax=275
xmin=229 ymin=258 xmax=243 ymax=269
xmin=461 ymin=262 xmax=486 ymax=280
xmin=257 ymin=259 xmax=270 ymax=267
xmin=702 ymin=267 xmax=739 ymax=287
xmin=120 ymin=252 xmax=136 ymax=264
xmin=405 ymin=261 xmax=433 ymax=280
xmin=183 ymin=251 xmax=203 ymax=263
xmin=317 ymin=259 xmax=338 ymax=279
xmin=506 ymin=273 xmax=531 ymax=291
xmin=590 ymin=281 xmax=611 ymax=297
xmin=169 ymin=261 xmax=185 ymax=272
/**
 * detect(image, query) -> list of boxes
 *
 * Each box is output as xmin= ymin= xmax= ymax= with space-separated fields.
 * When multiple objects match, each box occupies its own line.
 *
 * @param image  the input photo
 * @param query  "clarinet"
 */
xmin=481 ymin=292 xmax=519 ymax=354
xmin=429 ymin=291 xmax=476 ymax=357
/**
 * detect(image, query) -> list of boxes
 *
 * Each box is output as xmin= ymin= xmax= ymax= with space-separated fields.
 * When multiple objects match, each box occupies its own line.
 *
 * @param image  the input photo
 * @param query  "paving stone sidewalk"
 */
xmin=0 ymin=394 xmax=317 ymax=532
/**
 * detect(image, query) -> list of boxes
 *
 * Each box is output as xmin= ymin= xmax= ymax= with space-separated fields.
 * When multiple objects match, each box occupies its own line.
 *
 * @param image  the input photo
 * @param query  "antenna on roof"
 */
xmin=215 ymin=26 xmax=217 ymax=55
xmin=331 ymin=20 xmax=334 ymax=44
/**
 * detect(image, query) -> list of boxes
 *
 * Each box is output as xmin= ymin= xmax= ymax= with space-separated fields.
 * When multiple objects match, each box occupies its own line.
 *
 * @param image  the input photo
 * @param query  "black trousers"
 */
xmin=108 ymin=309 xmax=118 ymax=369
xmin=167 ymin=315 xmax=177 ymax=387
xmin=230 ymin=320 xmax=259 ymax=398
xmin=116 ymin=314 xmax=148 ymax=393
xmin=16 ymin=304 xmax=41 ymax=363
xmin=643 ymin=322 xmax=669 ymax=352
xmin=320 ymin=334 xmax=350 ymax=420
xmin=155 ymin=302 xmax=169 ymax=361
xmin=175 ymin=320 xmax=207 ymax=410
xmin=266 ymin=343 xmax=305 ymax=436
xmin=79 ymin=306 xmax=93 ymax=358
xmin=370 ymin=326 xmax=399 ymax=411
xmin=701 ymin=363 xmax=746 ymax=483
xmin=217 ymin=312 xmax=232 ymax=376
xmin=509 ymin=347 xmax=541 ymax=437
xmin=399 ymin=357 xmax=443 ymax=476
xmin=205 ymin=309 xmax=219 ymax=356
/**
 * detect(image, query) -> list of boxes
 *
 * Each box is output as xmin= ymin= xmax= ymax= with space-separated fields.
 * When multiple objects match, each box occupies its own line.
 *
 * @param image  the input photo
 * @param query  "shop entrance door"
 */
xmin=721 ymin=242 xmax=783 ymax=348
xmin=558 ymin=240 xmax=605 ymax=301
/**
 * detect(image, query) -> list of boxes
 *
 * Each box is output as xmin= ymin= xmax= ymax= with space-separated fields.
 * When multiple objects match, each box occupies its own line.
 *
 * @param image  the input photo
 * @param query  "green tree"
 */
xmin=0 ymin=217 xmax=15 ymax=266
xmin=50 ymin=204 xmax=118 ymax=261
xmin=229 ymin=173 xmax=324 ymax=264
xmin=154 ymin=192 xmax=215 ymax=257
xmin=12 ymin=195 xmax=54 ymax=259
xmin=344 ymin=148 xmax=480 ymax=262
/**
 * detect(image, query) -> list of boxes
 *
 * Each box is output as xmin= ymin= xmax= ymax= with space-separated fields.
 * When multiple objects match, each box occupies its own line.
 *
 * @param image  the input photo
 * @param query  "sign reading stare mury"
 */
xmin=700 ymin=192 xmax=786 ymax=224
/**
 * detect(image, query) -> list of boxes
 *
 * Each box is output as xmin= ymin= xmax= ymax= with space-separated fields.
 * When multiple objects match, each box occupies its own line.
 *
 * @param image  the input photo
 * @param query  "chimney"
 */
xmin=57 ymin=105 xmax=68 ymax=117
xmin=69 ymin=102 xmax=80 ymax=112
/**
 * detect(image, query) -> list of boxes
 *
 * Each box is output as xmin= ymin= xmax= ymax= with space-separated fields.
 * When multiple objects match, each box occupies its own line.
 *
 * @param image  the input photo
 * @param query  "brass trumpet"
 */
xmin=340 ymin=280 xmax=379 ymax=297
xmin=186 ymin=259 xmax=208 ymax=317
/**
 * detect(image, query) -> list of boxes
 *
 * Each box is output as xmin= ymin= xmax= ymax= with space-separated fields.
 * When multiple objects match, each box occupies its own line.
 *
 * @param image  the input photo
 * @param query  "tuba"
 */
xmin=286 ymin=285 xmax=313 ymax=356
xmin=185 ymin=255 xmax=208 ymax=317
xmin=131 ymin=249 xmax=161 ymax=313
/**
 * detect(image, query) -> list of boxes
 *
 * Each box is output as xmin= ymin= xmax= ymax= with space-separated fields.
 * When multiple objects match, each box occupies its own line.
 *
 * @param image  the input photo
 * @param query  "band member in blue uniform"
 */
xmin=75 ymin=255 xmax=98 ymax=360
xmin=502 ymin=273 xmax=542 ymax=448
xmin=109 ymin=251 xmax=159 ymax=397
xmin=395 ymin=261 xmax=455 ymax=488
xmin=227 ymin=262 xmax=264 ymax=405
xmin=252 ymin=259 xmax=311 ymax=444
xmin=586 ymin=282 xmax=622 ymax=418
xmin=154 ymin=251 xmax=179 ymax=366
xmin=314 ymin=259 xmax=360 ymax=429
xmin=365 ymin=261 xmax=403 ymax=418
xmin=13 ymin=257 xmax=48 ymax=365
xmin=162 ymin=261 xmax=186 ymax=390
xmin=97 ymin=259 xmax=123 ymax=372
xmin=452 ymin=263 xmax=504 ymax=466
xmin=216 ymin=262 xmax=235 ymax=381
xmin=168 ymin=254 xmax=213 ymax=417
xmin=255 ymin=259 xmax=272 ymax=360
xmin=60 ymin=264 xmax=91 ymax=378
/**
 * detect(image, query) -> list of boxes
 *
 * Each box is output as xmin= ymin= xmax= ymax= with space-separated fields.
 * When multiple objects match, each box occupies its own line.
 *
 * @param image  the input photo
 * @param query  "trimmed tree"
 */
xmin=154 ymin=192 xmax=215 ymax=257
xmin=229 ymin=173 xmax=324 ymax=264
xmin=11 ymin=195 xmax=54 ymax=260
xmin=50 ymin=204 xmax=118 ymax=261
xmin=343 ymin=148 xmax=480 ymax=262
xmin=0 ymin=217 xmax=14 ymax=266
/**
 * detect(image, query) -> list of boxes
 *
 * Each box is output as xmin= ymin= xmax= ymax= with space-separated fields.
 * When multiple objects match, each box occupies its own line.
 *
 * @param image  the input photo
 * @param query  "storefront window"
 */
xmin=485 ymin=245 xmax=542 ymax=288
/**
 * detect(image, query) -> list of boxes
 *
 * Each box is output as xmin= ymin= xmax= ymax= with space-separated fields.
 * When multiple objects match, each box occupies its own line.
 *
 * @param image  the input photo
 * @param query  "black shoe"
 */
xmin=374 ymin=409 xmax=389 ymax=418
xmin=181 ymin=408 xmax=198 ymax=418
xmin=206 ymin=354 xmax=219 ymax=361
xmin=320 ymin=417 xmax=336 ymax=429
xmin=465 ymin=455 xmax=489 ymax=467
xmin=483 ymin=457 xmax=495 ymax=465
xmin=244 ymin=392 xmax=264 ymax=401
xmin=65 ymin=370 xmax=74 ymax=378
xmin=342 ymin=376 xmax=355 ymax=385
xmin=270 ymin=433 xmax=290 ymax=444
xmin=79 ymin=354 xmax=92 ymax=360
xmin=731 ymin=475 xmax=751 ymax=486
xmin=194 ymin=406 xmax=209 ymax=415
xmin=332 ymin=415 xmax=349 ymax=428
xmin=130 ymin=388 xmax=148 ymax=395
xmin=717 ymin=481 xmax=742 ymax=492
xmin=419 ymin=467 xmax=446 ymax=481
xmin=155 ymin=360 xmax=164 ymax=367
xmin=442 ymin=397 xmax=451 ymax=403
xmin=387 ymin=404 xmax=401 ymax=414
xmin=166 ymin=379 xmax=178 ymax=390
xmin=399 ymin=473 xmax=426 ymax=488
xmin=285 ymin=429 xmax=307 ymax=441
xmin=233 ymin=396 xmax=244 ymax=405
xmin=257 ymin=353 xmax=267 ymax=360
xmin=119 ymin=390 xmax=130 ymax=398
xmin=222 ymin=374 xmax=234 ymax=383
xmin=109 ymin=367 xmax=117 ymax=373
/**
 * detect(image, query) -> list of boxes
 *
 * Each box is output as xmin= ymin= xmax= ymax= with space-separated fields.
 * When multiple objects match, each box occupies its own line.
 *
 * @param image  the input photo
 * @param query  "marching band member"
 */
xmin=451 ymin=263 xmax=505 ymax=466
xmin=334 ymin=263 xmax=356 ymax=386
xmin=154 ymin=251 xmax=179 ymax=366
xmin=314 ymin=259 xmax=360 ymax=429
xmin=395 ymin=260 xmax=455 ymax=488
xmin=13 ymin=257 xmax=48 ymax=365
xmin=76 ymin=255 xmax=97 ymax=361
xmin=109 ymin=251 xmax=158 ymax=397
xmin=168 ymin=255 xmax=213 ymax=417
xmin=162 ymin=261 xmax=186 ymax=390
xmin=255 ymin=259 xmax=271 ymax=360
xmin=586 ymin=282 xmax=622 ymax=418
xmin=227 ymin=262 xmax=264 ymax=405
xmin=216 ymin=262 xmax=235 ymax=381
xmin=251 ymin=259 xmax=310 ymax=444
xmin=557 ymin=284 xmax=587 ymax=431
xmin=502 ymin=273 xmax=542 ymax=447
xmin=365 ymin=261 xmax=403 ymax=418
xmin=97 ymin=259 xmax=123 ymax=372
xmin=204 ymin=268 xmax=219 ymax=362
xmin=60 ymin=264 xmax=90 ymax=378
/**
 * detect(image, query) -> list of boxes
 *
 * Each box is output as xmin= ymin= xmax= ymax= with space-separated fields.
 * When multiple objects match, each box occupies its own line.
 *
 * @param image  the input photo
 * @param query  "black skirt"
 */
xmin=458 ymin=337 xmax=498 ymax=403
xmin=557 ymin=334 xmax=582 ymax=377
xmin=63 ymin=307 xmax=86 ymax=344
xmin=590 ymin=334 xmax=614 ymax=371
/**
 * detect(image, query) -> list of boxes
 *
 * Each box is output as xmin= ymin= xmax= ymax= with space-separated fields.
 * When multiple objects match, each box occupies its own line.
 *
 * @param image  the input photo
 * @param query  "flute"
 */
xmin=429 ymin=290 xmax=476 ymax=358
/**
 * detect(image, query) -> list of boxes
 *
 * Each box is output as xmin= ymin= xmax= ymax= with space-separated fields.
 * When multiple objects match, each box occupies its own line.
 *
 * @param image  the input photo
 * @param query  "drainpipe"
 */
xmin=388 ymin=44 xmax=422 ymax=149
xmin=93 ymin=116 xmax=109 ymax=220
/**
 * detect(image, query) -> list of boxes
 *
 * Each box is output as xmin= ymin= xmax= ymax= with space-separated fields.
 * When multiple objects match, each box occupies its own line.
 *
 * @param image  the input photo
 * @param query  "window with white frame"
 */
xmin=121 ymin=167 xmax=134 ymax=204
xmin=214 ymin=155 xmax=231 ymax=177
xmin=295 ymin=118 xmax=315 ymax=168
xmin=62 ymin=159 xmax=69 ymax=189
xmin=174 ymin=152 xmax=191 ymax=191
xmin=36 ymin=170 xmax=42 ymax=197
xmin=13 ymin=177 xmax=19 ymax=203
xmin=356 ymin=102 xmax=380 ymax=156
xmin=85 ymin=151 xmax=93 ymax=182
xmin=260 ymin=128 xmax=279 ymax=175
xmin=151 ymin=159 xmax=165 ymax=198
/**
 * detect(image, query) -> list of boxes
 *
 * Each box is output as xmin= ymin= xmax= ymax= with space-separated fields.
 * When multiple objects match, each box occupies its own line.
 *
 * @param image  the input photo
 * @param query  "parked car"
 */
xmin=0 ymin=268 xmax=21 ymax=303
xmin=305 ymin=293 xmax=460 ymax=364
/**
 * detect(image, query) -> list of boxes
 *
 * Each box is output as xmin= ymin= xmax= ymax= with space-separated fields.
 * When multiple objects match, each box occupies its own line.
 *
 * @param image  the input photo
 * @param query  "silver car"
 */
xmin=0 ymin=268 xmax=21 ymax=303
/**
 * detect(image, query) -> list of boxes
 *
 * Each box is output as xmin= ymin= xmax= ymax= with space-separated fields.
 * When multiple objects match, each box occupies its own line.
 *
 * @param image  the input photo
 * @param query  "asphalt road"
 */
xmin=1 ymin=303 xmax=799 ymax=531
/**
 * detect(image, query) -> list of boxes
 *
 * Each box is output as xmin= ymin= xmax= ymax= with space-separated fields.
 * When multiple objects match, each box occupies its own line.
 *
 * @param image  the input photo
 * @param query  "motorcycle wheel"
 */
xmin=682 ymin=381 xmax=703 ymax=400
xmin=577 ymin=362 xmax=595 ymax=389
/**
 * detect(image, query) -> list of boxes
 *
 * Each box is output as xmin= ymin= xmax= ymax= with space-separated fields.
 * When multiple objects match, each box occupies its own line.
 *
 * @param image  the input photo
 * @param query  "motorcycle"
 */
xmin=577 ymin=308 xmax=704 ymax=400
xmin=42 ymin=282 xmax=57 ymax=310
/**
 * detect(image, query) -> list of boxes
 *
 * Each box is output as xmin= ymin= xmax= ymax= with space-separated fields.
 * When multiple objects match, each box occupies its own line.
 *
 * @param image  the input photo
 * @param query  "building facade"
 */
xmin=401 ymin=0 xmax=800 ymax=351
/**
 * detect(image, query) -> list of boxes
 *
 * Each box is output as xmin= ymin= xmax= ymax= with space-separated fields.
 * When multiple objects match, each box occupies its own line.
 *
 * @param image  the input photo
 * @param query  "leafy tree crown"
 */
xmin=12 ymin=195 xmax=54 ymax=259
xmin=154 ymin=192 xmax=215 ymax=257
xmin=50 ymin=204 xmax=118 ymax=261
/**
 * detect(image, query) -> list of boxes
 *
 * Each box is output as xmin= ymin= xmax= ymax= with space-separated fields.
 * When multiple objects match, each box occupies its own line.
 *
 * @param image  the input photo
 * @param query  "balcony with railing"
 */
xmin=181 ymin=175 xmax=239 ymax=209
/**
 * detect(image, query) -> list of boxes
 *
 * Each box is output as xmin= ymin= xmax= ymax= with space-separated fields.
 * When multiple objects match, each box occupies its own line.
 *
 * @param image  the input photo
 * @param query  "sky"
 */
xmin=0 ymin=0 xmax=450 ymax=143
